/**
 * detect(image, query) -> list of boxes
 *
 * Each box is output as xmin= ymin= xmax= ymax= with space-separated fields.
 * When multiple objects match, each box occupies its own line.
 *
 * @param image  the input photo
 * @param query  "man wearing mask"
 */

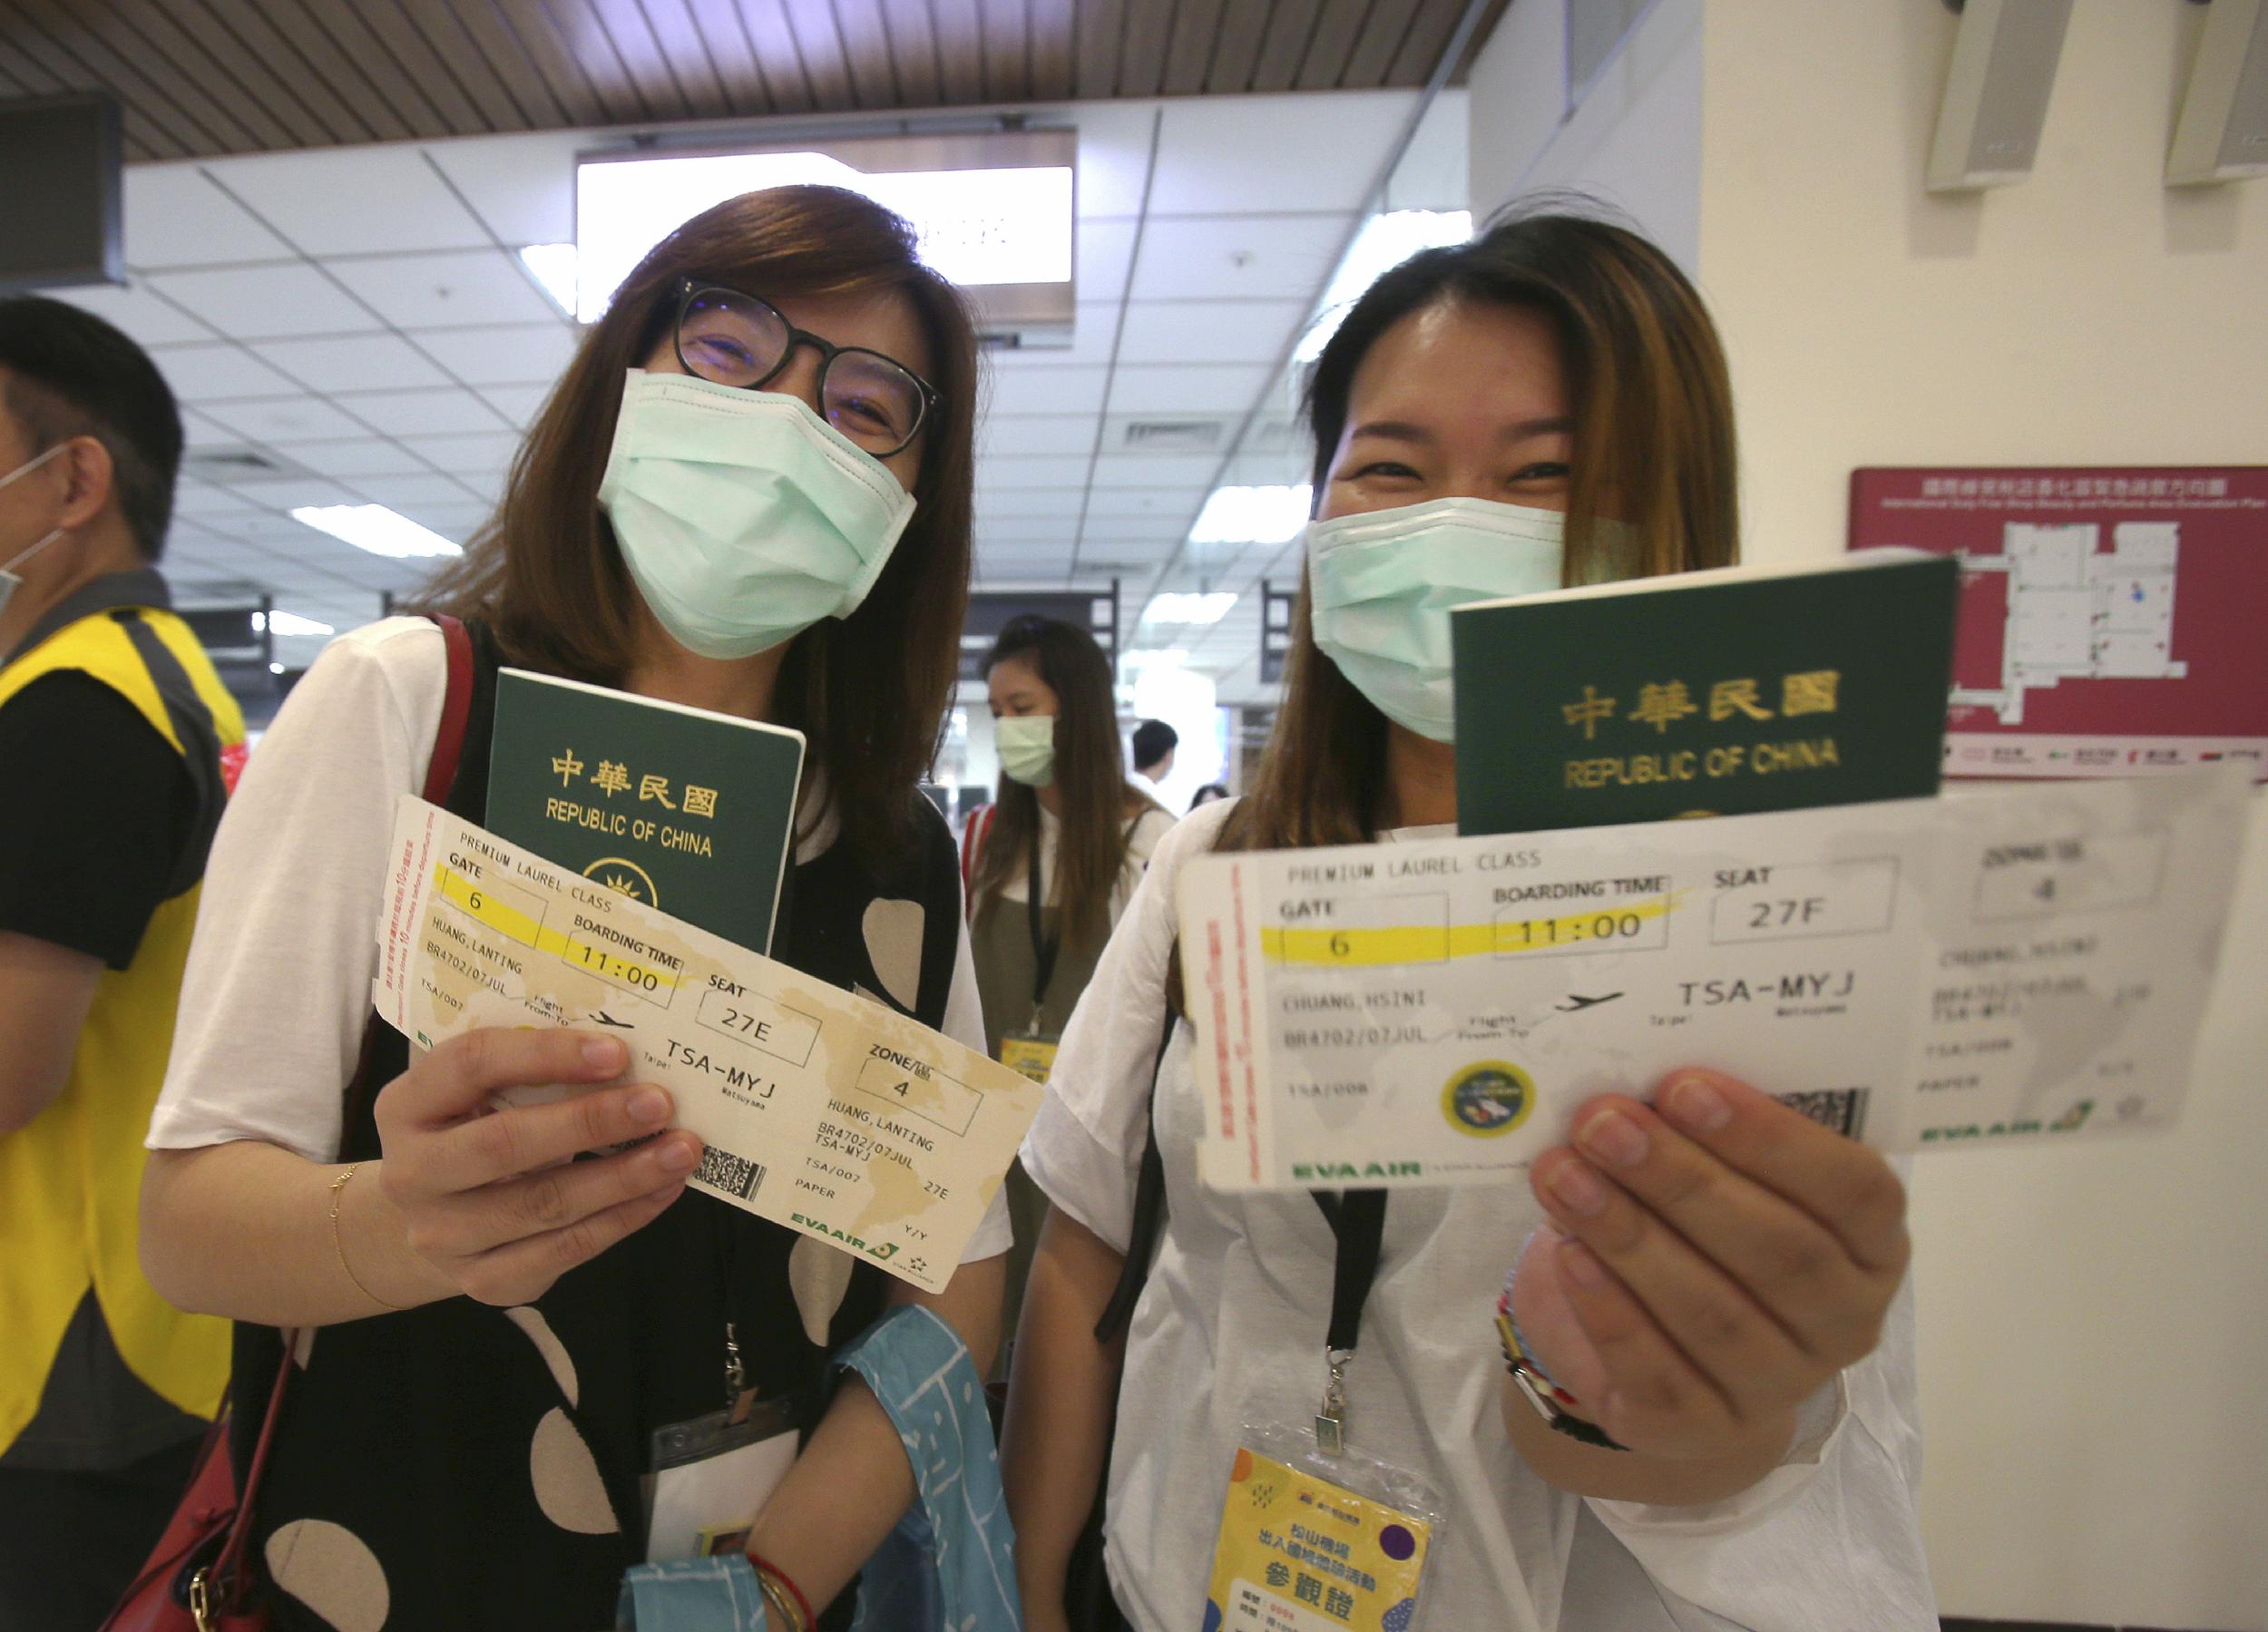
xmin=0 ymin=297 xmax=240 ymax=1627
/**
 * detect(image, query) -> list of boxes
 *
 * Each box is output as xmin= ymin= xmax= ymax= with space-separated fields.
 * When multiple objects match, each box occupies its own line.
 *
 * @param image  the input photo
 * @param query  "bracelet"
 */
xmin=749 ymin=1554 xmax=813 ymax=1632
xmin=1496 ymin=1284 xmax=1628 ymax=1452
xmin=327 ymin=1165 xmax=409 ymax=1312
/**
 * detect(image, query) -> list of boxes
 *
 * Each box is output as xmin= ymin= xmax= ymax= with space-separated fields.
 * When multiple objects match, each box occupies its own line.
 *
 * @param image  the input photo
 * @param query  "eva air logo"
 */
xmin=1442 ymin=1061 xmax=1536 ymax=1138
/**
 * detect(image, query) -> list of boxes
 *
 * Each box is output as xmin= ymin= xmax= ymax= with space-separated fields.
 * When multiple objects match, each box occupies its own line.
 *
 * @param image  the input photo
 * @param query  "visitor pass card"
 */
xmin=374 ymin=796 xmax=1042 ymax=1290
xmin=1176 ymin=770 xmax=2250 ymax=1191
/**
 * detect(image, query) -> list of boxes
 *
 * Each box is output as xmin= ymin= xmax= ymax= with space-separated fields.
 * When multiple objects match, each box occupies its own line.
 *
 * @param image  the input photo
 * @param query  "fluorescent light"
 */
xmin=255 ymin=609 xmax=335 ymax=638
xmin=1189 ymin=485 xmax=1312 ymax=546
xmin=1295 ymin=210 xmax=1473 ymax=364
xmin=269 ymin=662 xmax=285 ymax=674
xmin=1120 ymin=647 xmax=1190 ymax=671
xmin=519 ymin=243 xmax=580 ymax=318
xmin=575 ymin=151 xmax=1074 ymax=322
xmin=1145 ymin=591 xmax=1239 ymax=626
xmin=290 ymin=504 xmax=462 ymax=560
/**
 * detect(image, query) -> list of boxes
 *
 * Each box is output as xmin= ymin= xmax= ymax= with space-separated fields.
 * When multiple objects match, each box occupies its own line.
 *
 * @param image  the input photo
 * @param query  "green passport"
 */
xmin=1452 ymin=549 xmax=1958 ymax=836
xmin=486 ymin=669 xmax=804 ymax=953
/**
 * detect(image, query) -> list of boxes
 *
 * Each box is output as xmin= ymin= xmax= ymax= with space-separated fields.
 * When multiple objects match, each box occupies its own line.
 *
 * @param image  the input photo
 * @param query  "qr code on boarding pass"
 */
xmin=695 ymin=1146 xmax=767 ymax=1201
xmin=1774 ymin=1088 xmax=1870 ymax=1139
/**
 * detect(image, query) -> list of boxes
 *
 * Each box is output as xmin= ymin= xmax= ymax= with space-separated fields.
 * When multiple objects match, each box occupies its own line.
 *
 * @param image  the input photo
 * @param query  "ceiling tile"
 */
xmin=201 ymin=148 xmax=493 ymax=257
xmin=420 ymin=132 xmax=583 ymax=247
xmin=975 ymin=489 xmax=1086 ymax=520
xmin=1128 ymin=215 xmax=1349 ymax=303
xmin=394 ymin=432 xmax=523 ymax=474
xmin=1066 ymin=101 xmax=1160 ymax=219
xmin=335 ymin=389 xmax=512 ymax=436
xmin=969 ymin=455 xmax=1094 ymax=488
xmin=406 ymin=323 xmax=579 ymax=387
xmin=985 ymin=366 xmax=1110 ymax=416
xmin=38 ymin=280 xmax=217 ymax=347
xmin=200 ymin=396 xmax=385 ymax=445
xmin=1084 ymin=488 xmax=1197 ymax=518
xmin=396 ymin=503 xmax=491 ymax=541
xmin=287 ymin=440 xmax=436 ymax=479
xmin=180 ymin=408 xmax=247 ymax=448
xmin=172 ymin=481 xmax=265 ymax=516
xmin=1079 ymin=513 xmax=1194 ymax=541
xmin=1090 ymin=454 xmax=1225 ymax=488
xmin=352 ymin=473 xmax=483 ymax=510
xmin=1115 ymin=299 xmax=1310 ymax=366
xmin=252 ymin=333 xmax=454 ymax=393
xmin=1077 ymin=220 xmax=1139 ymax=301
xmin=974 ymin=516 xmax=1084 ymax=541
xmin=1149 ymin=93 xmax=1412 ymax=215
xmin=324 ymin=250 xmax=560 ymax=330
xmin=477 ymin=384 xmax=554 ymax=428
xmin=977 ymin=415 xmax=1102 ymax=458
xmin=145 ymin=265 xmax=383 ymax=340
xmin=221 ymin=476 xmax=363 ymax=511
xmin=986 ymin=303 xmax=1129 ymax=371
xmin=154 ymin=345 xmax=302 ymax=403
xmin=1106 ymin=365 xmax=1274 ymax=415
xmin=122 ymin=165 xmax=297 ymax=269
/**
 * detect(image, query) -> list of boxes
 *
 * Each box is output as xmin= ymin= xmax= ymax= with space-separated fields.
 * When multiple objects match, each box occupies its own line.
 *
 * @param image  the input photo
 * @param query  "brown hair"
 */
xmin=1222 ymin=209 xmax=1739 ymax=856
xmin=415 ymin=184 xmax=979 ymax=869
xmin=972 ymin=615 xmax=1145 ymax=953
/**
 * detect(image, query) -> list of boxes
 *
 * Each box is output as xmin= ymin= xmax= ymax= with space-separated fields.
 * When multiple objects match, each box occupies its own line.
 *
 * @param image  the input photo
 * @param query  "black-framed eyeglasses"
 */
xmin=672 ymin=278 xmax=939 ymax=460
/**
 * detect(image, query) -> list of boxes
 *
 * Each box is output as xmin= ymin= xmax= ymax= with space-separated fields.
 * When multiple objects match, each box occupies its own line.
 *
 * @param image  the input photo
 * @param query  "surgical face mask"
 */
xmin=597 ymin=370 xmax=918 ymax=660
xmin=0 ymin=444 xmax=71 ymax=623
xmin=995 ymin=714 xmax=1057 ymax=788
xmin=1305 ymin=496 xmax=1569 ymax=743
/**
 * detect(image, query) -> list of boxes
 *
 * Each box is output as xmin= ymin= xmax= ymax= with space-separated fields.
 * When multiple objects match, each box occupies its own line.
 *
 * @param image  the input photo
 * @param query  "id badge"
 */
xmin=998 ymin=1032 xmax=1061 ymax=1085
xmin=641 ymin=1390 xmax=806 ymax=1562
xmin=1202 ymin=1424 xmax=1440 ymax=1632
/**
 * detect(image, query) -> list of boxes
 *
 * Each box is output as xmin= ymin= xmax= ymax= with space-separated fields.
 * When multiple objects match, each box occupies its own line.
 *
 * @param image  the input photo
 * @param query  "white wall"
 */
xmin=1469 ymin=0 xmax=1704 ymax=270
xmin=1696 ymin=3 xmax=2268 ymax=1626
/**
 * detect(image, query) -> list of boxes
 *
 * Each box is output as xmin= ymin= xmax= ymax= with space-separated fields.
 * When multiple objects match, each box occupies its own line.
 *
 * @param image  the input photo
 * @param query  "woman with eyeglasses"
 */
xmin=1000 ymin=212 xmax=1931 ymax=1631
xmin=139 ymin=187 xmax=1009 ymax=1630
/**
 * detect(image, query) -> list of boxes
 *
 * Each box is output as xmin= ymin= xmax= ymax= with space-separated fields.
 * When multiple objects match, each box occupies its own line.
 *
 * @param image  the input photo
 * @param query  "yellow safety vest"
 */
xmin=0 ymin=573 xmax=242 ymax=1454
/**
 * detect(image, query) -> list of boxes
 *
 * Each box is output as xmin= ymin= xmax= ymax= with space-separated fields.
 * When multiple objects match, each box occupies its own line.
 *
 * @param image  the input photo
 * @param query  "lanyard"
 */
xmin=1309 ymin=1188 xmax=1387 ymax=1456
xmin=1025 ymin=833 xmax=1061 ymax=1018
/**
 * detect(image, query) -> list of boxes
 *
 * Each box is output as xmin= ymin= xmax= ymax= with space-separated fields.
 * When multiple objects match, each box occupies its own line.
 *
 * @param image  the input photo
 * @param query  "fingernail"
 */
xmin=1545 ymin=1157 xmax=1609 ymax=1217
xmin=1559 ymin=1238 xmax=1609 ymax=1292
xmin=1665 ymin=1074 xmax=1733 ymax=1133
xmin=1577 ymin=1108 xmax=1649 ymax=1169
xmin=583 ymin=1037 xmax=627 ymax=1072
xmin=656 ymin=1137 xmax=699 ymax=1173
xmin=628 ymin=1086 xmax=670 ymax=1124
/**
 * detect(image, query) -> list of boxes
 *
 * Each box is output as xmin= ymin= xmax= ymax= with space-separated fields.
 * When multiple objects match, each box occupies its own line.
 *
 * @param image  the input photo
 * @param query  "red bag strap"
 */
xmin=207 ymin=610 xmax=480 ymax=1606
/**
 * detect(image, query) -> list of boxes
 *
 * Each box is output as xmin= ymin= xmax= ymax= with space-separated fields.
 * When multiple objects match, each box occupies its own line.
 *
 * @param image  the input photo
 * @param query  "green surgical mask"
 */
xmin=995 ymin=714 xmax=1057 ymax=788
xmin=1305 ymin=497 xmax=1569 ymax=742
xmin=597 ymin=370 xmax=917 ymax=660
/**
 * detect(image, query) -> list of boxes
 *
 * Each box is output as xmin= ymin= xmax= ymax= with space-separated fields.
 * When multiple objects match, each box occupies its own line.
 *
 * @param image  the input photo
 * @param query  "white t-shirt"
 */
xmin=990 ymin=800 xmax=1178 ymax=927
xmin=152 ymin=617 xmax=1012 ymax=1264
xmin=1019 ymin=798 xmax=1933 ymax=1632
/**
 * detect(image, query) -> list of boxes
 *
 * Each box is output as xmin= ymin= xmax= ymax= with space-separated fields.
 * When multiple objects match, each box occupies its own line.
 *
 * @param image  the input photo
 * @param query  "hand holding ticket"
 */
xmin=1176 ymin=770 xmax=2251 ymax=1191
xmin=373 ymin=796 xmax=1041 ymax=1290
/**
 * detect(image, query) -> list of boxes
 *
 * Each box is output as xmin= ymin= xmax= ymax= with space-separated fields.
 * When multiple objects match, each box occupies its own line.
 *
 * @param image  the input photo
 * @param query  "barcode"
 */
xmin=696 ymin=1145 xmax=767 ymax=1201
xmin=1775 ymin=1088 xmax=1869 ymax=1139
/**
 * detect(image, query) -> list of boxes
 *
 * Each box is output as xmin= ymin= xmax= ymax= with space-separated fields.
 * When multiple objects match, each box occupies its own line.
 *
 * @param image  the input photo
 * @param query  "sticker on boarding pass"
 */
xmin=1176 ymin=769 xmax=2252 ymax=1191
xmin=373 ymin=796 xmax=1041 ymax=1291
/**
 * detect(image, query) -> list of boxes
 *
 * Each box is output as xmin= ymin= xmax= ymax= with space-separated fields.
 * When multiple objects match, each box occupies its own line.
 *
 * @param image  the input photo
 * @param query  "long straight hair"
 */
xmin=415 ymin=184 xmax=979 ymax=870
xmin=1221 ymin=210 xmax=1740 ymax=856
xmin=972 ymin=615 xmax=1140 ymax=953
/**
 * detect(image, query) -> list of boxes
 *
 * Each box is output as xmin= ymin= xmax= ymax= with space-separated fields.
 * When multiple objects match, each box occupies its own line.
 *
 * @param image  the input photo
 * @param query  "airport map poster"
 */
xmin=1848 ymin=467 xmax=2268 ymax=782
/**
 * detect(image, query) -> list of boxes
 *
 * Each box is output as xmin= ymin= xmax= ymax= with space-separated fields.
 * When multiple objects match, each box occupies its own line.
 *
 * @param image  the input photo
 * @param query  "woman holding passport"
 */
xmin=138 ymin=188 xmax=1012 ymax=1630
xmin=1002 ymin=211 xmax=1933 ymax=1630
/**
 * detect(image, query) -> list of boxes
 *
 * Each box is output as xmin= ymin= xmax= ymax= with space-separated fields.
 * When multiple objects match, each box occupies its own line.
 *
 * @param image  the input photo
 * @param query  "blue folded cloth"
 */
xmin=618 ymin=1305 xmax=1021 ymax=1632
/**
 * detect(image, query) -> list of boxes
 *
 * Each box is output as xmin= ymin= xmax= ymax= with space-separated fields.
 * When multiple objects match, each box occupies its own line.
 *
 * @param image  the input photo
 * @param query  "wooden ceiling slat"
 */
xmin=1293 ymin=0 xmax=1373 ymax=90
xmin=1160 ymin=0 xmax=1228 ymax=95
xmin=1116 ymin=0 xmax=1174 ymax=96
xmin=679 ymin=0 xmax=777 ymax=116
xmin=484 ymin=0 xmax=621 ymax=126
xmin=0 ymin=19 xmax=193 ymax=160
xmin=1205 ymin=0 xmax=1274 ymax=93
xmin=1386 ymin=0 xmax=1482 ymax=85
xmin=633 ymin=0 xmax=738 ymax=118
xmin=163 ymin=0 xmax=362 ymax=145
xmin=1025 ymin=0 xmax=1074 ymax=100
xmin=4 ymin=0 xmax=251 ymax=155
xmin=279 ymin=0 xmax=455 ymax=138
xmin=875 ymin=0 xmax=942 ymax=109
xmin=927 ymin=0 xmax=982 ymax=104
xmin=829 ymin=0 xmax=901 ymax=108
xmin=336 ymin=3 xmax=497 ymax=134
xmin=777 ymin=0 xmax=855 ymax=110
xmin=1070 ymin=0 xmax=1125 ymax=98
xmin=976 ymin=0 xmax=1028 ymax=102
xmin=577 ymin=0 xmax=694 ymax=121
xmin=728 ymin=0 xmax=817 ymax=113
xmin=391 ymin=0 xmax=546 ymax=130
xmin=1341 ymin=0 xmax=1419 ymax=87
xmin=197 ymin=0 xmax=411 ymax=144
xmin=1249 ymin=0 xmax=1323 ymax=93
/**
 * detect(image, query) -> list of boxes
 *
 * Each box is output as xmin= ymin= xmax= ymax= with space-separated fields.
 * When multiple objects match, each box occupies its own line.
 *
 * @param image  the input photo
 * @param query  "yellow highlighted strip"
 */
xmin=1261 ymin=895 xmax=1679 ymax=968
xmin=434 ymin=865 xmax=682 ymax=992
